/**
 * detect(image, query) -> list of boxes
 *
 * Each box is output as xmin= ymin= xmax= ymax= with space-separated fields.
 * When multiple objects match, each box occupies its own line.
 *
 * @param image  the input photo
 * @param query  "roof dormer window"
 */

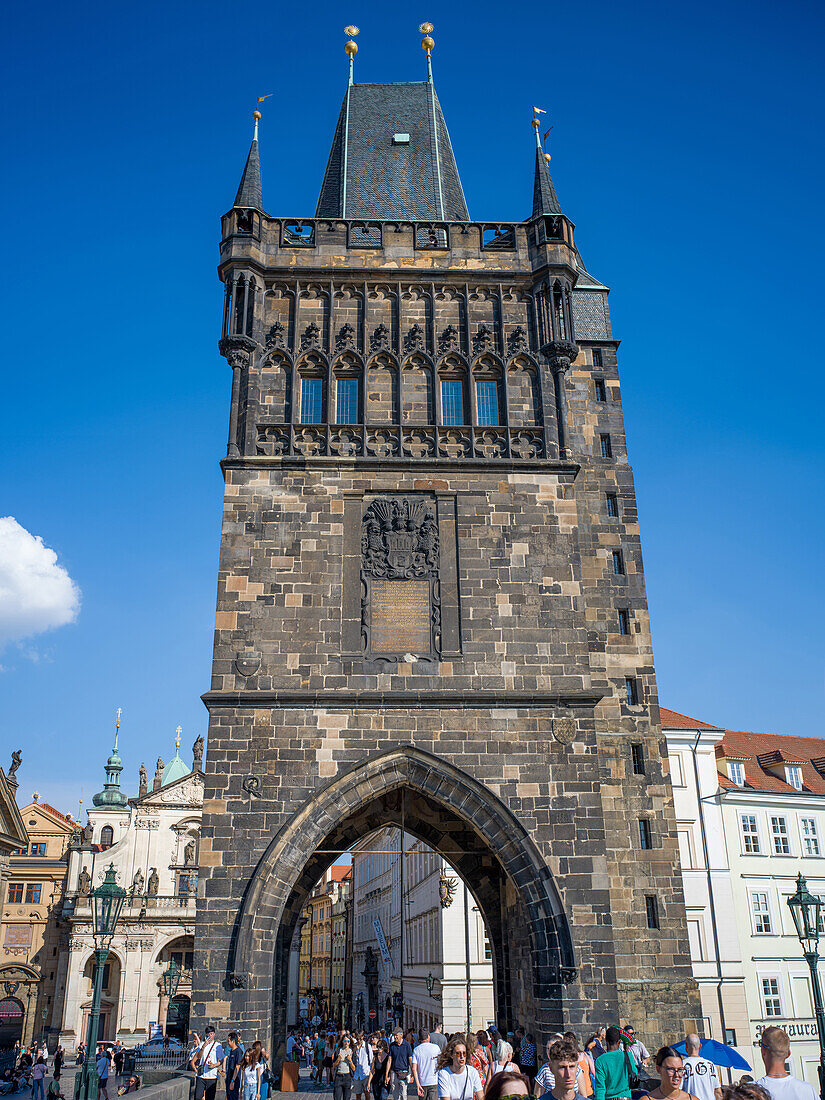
xmin=729 ymin=761 xmax=745 ymax=787
xmin=786 ymin=765 xmax=803 ymax=791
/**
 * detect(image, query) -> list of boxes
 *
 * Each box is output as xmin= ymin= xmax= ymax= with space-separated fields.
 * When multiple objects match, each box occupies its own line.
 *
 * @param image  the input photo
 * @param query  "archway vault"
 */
xmin=227 ymin=744 xmax=576 ymax=1012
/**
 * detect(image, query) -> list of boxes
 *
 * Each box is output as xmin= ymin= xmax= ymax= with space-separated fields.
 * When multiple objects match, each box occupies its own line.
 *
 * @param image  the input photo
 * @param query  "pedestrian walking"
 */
xmin=190 ymin=1026 xmax=225 ymax=1100
xmin=386 ymin=1028 xmax=414 ymax=1100
xmin=353 ymin=1033 xmax=372 ymax=1100
xmin=47 ymin=1072 xmax=64 ymax=1100
xmin=646 ymin=1047 xmax=700 ymax=1100
xmin=31 ymin=1058 xmax=47 ymax=1100
xmin=251 ymin=1042 xmax=270 ymax=1100
xmin=593 ymin=1028 xmax=633 ymax=1100
xmin=538 ymin=1039 xmax=589 ymax=1100
xmin=332 ymin=1037 xmax=356 ymax=1100
xmin=435 ymin=1037 xmax=484 ymax=1100
xmin=411 ymin=1030 xmax=440 ymax=1100
xmin=239 ymin=1051 xmax=261 ymax=1100
xmin=430 ymin=1027 xmax=447 ymax=1054
xmin=491 ymin=1042 xmax=517 ymax=1077
xmin=368 ymin=1040 xmax=390 ymax=1100
xmin=325 ymin=1035 xmax=337 ymax=1087
xmin=682 ymin=1035 xmax=721 ymax=1100
xmin=518 ymin=1033 xmax=538 ymax=1091
xmin=755 ymin=1027 xmax=818 ymax=1100
xmin=96 ymin=1048 xmax=113 ymax=1100
xmin=224 ymin=1032 xmax=243 ymax=1100
xmin=53 ymin=1050 xmax=64 ymax=1079
xmin=562 ymin=1033 xmax=593 ymax=1098
xmin=624 ymin=1030 xmax=650 ymax=1076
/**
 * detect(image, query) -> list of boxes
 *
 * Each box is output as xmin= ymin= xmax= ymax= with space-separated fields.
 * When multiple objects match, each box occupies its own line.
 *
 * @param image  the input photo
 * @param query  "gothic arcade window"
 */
xmin=441 ymin=380 xmax=464 ymax=425
xmin=553 ymin=283 xmax=566 ymax=338
xmin=336 ymin=377 xmax=359 ymax=424
xmin=300 ymin=377 xmax=325 ymax=424
xmin=100 ymin=825 xmax=114 ymax=850
xmin=475 ymin=379 xmax=500 ymax=426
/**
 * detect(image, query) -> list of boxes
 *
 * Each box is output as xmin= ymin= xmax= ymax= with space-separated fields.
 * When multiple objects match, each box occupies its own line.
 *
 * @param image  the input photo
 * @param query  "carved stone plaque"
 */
xmin=370 ymin=579 xmax=431 ymax=655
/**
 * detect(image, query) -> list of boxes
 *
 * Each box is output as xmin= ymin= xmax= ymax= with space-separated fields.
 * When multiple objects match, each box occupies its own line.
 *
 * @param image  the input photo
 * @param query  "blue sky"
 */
xmin=1 ymin=0 xmax=823 ymax=812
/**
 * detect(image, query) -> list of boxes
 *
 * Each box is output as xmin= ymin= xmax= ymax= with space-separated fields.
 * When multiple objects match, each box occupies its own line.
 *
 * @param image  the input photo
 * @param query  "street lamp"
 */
xmin=75 ymin=864 xmax=127 ymax=1100
xmin=426 ymin=972 xmax=437 ymax=998
xmin=162 ymin=958 xmax=181 ymax=999
xmin=787 ymin=873 xmax=825 ymax=1100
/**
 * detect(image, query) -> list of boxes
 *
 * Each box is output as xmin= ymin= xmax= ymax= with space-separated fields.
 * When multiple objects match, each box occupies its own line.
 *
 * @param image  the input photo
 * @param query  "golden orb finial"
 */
xmin=253 ymin=110 xmax=261 ymax=121
xmin=420 ymin=21 xmax=435 ymax=53
xmin=532 ymin=118 xmax=540 ymax=130
xmin=345 ymin=39 xmax=358 ymax=57
xmin=344 ymin=24 xmax=359 ymax=60
xmin=544 ymin=152 xmax=551 ymax=163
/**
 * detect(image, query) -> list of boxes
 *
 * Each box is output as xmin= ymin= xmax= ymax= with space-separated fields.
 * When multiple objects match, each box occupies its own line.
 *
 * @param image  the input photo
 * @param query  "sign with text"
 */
xmin=373 ymin=917 xmax=392 ymax=966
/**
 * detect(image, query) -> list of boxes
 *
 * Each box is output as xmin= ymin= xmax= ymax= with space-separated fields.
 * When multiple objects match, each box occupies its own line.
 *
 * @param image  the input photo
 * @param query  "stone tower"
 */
xmin=193 ymin=41 xmax=699 ymax=1046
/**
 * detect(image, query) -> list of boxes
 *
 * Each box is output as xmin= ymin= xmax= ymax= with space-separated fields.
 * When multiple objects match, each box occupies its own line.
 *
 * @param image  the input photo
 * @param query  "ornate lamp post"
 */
xmin=787 ymin=874 xmax=825 ymax=1100
xmin=160 ymin=958 xmax=181 ymax=1037
xmin=75 ymin=865 xmax=127 ymax=1100
xmin=426 ymin=972 xmax=436 ymax=998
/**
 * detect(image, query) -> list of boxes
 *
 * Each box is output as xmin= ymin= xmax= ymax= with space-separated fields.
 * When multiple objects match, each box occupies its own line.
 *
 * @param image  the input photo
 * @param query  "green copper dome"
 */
xmin=92 ymin=715 xmax=127 ymax=808
xmin=161 ymin=729 xmax=191 ymax=787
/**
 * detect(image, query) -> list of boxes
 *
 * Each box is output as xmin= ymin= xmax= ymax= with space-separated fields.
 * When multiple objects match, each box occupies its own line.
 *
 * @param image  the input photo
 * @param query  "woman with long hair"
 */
xmin=367 ymin=1040 xmax=390 ymax=1100
xmin=436 ymin=1037 xmax=484 ymax=1100
xmin=252 ymin=1041 xmax=270 ymax=1100
xmin=646 ymin=1047 xmax=700 ymax=1100
xmin=467 ymin=1034 xmax=491 ymax=1085
xmin=484 ymin=1072 xmax=533 ymax=1100
xmin=239 ymin=1050 xmax=261 ymax=1100
xmin=332 ymin=1037 xmax=356 ymax=1100
xmin=325 ymin=1035 xmax=336 ymax=1087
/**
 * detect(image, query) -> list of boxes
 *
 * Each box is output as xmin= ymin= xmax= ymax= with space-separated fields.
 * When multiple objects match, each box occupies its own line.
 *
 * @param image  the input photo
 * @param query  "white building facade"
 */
xmin=350 ymin=827 xmax=493 ymax=1033
xmin=55 ymin=732 xmax=203 ymax=1052
xmin=663 ymin=707 xmax=825 ymax=1087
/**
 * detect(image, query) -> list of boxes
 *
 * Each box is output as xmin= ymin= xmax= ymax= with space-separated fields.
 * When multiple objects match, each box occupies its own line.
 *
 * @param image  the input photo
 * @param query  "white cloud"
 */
xmin=0 ymin=518 xmax=81 ymax=648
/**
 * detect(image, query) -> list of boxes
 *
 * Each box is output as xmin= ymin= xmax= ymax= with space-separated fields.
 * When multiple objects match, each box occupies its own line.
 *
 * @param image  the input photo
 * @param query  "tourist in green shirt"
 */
xmin=594 ymin=1029 xmax=632 ymax=1100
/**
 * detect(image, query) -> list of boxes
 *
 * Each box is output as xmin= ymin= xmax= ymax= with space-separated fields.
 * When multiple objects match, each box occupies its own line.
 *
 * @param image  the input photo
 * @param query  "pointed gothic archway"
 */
xmin=227 ymin=745 xmax=577 ymax=1044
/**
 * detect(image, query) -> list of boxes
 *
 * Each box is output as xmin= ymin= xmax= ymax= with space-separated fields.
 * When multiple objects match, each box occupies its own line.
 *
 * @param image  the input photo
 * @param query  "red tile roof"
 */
xmin=329 ymin=864 xmax=352 ymax=882
xmin=717 ymin=729 xmax=825 ymax=794
xmin=659 ymin=707 xmax=723 ymax=730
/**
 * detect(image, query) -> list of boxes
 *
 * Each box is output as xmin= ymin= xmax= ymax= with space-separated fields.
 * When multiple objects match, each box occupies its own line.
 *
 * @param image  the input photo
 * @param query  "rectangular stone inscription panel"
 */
xmin=370 ymin=579 xmax=431 ymax=654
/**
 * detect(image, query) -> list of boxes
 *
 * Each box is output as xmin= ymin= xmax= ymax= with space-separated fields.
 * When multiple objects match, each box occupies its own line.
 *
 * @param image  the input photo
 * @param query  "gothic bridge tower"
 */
xmin=194 ymin=32 xmax=699 ymax=1046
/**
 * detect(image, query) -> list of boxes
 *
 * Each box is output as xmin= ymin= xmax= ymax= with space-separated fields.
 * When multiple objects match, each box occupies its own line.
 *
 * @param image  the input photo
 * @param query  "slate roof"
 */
xmin=532 ymin=147 xmax=562 ymax=217
xmin=315 ymin=82 xmax=469 ymax=221
xmin=234 ymin=138 xmax=263 ymax=211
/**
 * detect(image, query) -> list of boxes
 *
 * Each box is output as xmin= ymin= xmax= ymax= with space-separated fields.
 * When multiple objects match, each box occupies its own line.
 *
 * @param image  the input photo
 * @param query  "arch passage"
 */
xmin=227 ymin=746 xmax=575 ymax=1042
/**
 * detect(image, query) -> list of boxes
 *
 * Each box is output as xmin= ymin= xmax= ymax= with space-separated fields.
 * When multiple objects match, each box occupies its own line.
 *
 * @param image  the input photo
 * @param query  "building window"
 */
xmin=618 ymin=608 xmax=630 ymax=635
xmin=751 ymin=892 xmax=772 ymax=934
xmin=7 ymin=884 xmax=23 ymax=904
xmin=592 ymin=349 xmax=603 ymax=369
xmin=631 ymin=743 xmax=646 ymax=775
xmin=99 ymin=825 xmax=114 ymax=850
xmin=595 ymin=378 xmax=607 ymax=402
xmin=25 ymin=883 xmax=42 ymax=904
xmin=612 ymin=550 xmax=625 ymax=575
xmin=728 ymin=761 xmax=745 ymax=786
xmin=300 ymin=377 xmax=324 ymax=423
xmin=638 ymin=819 xmax=652 ymax=850
xmin=335 ymin=377 xmax=359 ymax=424
xmin=475 ymin=379 xmax=500 ymax=426
xmin=645 ymin=895 xmax=660 ymax=929
xmin=786 ymin=765 xmax=803 ymax=791
xmin=741 ymin=814 xmax=761 ymax=853
xmin=600 ymin=434 xmax=612 ymax=458
xmin=606 ymin=493 xmax=619 ymax=518
xmin=625 ymin=677 xmax=639 ymax=705
xmin=29 ymin=843 xmax=46 ymax=857
xmin=801 ymin=817 xmax=820 ymax=856
xmin=761 ymin=977 xmax=782 ymax=1016
xmin=771 ymin=816 xmax=790 ymax=856
xmin=441 ymin=379 xmax=465 ymax=425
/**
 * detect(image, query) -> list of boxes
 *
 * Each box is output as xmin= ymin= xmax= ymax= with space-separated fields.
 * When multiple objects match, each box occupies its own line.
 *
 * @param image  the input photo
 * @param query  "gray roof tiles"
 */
xmin=315 ymin=82 xmax=469 ymax=221
xmin=234 ymin=138 xmax=263 ymax=211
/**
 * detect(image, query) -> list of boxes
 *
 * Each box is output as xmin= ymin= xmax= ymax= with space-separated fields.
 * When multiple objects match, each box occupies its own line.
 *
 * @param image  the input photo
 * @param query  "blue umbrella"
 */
xmin=672 ymin=1039 xmax=752 ymax=1071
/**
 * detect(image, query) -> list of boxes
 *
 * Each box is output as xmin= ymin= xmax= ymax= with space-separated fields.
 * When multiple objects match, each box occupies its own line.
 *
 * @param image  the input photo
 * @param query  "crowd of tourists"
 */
xmin=0 ymin=1041 xmax=140 ymax=1099
xmin=254 ymin=1021 xmax=818 ymax=1100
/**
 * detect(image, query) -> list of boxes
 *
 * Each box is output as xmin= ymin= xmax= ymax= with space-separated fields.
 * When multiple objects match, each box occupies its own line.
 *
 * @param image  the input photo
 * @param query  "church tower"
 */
xmin=194 ymin=28 xmax=699 ymax=1045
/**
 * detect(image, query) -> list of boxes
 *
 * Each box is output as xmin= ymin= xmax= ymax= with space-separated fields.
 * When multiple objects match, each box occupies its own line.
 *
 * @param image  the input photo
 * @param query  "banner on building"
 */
xmin=373 ymin=918 xmax=392 ymax=966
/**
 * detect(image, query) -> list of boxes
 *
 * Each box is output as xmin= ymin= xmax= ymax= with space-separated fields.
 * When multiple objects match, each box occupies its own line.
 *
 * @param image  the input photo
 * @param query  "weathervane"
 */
xmin=420 ymin=22 xmax=435 ymax=82
xmin=253 ymin=94 xmax=272 ymax=141
xmin=344 ymin=26 xmax=359 ymax=85
xmin=532 ymin=106 xmax=553 ymax=163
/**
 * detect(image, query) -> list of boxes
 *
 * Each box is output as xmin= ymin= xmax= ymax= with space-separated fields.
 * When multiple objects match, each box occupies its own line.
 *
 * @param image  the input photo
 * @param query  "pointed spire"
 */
xmin=420 ymin=22 xmax=435 ymax=83
xmin=233 ymin=108 xmax=264 ymax=211
xmin=92 ymin=708 xmax=127 ymax=808
xmin=531 ymin=110 xmax=561 ymax=217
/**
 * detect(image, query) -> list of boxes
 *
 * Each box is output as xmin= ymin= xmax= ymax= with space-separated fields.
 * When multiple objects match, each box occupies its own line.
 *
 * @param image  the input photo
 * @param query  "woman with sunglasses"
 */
xmin=436 ymin=1037 xmax=484 ymax=1100
xmin=646 ymin=1048 xmax=700 ymax=1100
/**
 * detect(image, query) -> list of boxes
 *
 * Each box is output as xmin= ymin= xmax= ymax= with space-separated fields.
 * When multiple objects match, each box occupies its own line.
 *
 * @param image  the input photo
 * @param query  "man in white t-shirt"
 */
xmin=190 ymin=1026 xmax=225 ymax=1100
xmin=681 ymin=1034 xmax=721 ymax=1100
xmin=412 ymin=1030 xmax=441 ymax=1100
xmin=756 ymin=1027 xmax=818 ymax=1100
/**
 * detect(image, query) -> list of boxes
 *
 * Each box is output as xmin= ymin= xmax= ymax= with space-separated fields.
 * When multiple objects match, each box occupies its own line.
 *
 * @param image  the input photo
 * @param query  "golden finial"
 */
xmin=420 ymin=21 xmax=435 ymax=53
xmin=253 ymin=95 xmax=271 ymax=140
xmin=175 ymin=725 xmax=182 ymax=752
xmin=344 ymin=26 xmax=359 ymax=84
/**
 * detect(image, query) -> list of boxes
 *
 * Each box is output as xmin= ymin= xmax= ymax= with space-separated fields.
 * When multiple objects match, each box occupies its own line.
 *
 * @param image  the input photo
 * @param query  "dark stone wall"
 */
xmin=193 ymin=214 xmax=700 ymax=1049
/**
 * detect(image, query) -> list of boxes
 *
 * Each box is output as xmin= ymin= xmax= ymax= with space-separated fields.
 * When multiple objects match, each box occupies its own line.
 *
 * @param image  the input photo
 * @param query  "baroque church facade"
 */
xmin=55 ymin=730 xmax=203 ymax=1051
xmin=193 ymin=32 xmax=699 ymax=1048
